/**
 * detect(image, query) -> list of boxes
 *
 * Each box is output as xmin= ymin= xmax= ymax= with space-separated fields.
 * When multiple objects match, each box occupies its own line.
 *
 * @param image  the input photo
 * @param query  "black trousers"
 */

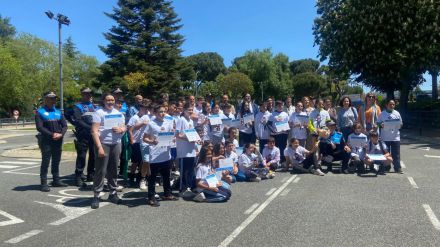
xmin=272 ymin=133 xmax=288 ymax=163
xmin=148 ymin=161 xmax=172 ymax=199
xmin=322 ymin=151 xmax=350 ymax=171
xmin=74 ymin=132 xmax=95 ymax=177
xmin=38 ymin=137 xmax=62 ymax=180
xmin=292 ymin=155 xmax=321 ymax=173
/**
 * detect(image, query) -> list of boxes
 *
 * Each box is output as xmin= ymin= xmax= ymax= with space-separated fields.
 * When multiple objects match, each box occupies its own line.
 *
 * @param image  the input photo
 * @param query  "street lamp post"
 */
xmin=45 ymin=11 xmax=70 ymax=112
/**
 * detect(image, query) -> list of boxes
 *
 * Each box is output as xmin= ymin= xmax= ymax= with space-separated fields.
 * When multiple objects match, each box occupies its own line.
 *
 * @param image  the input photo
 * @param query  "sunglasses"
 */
xmin=367 ymin=96 xmax=375 ymax=99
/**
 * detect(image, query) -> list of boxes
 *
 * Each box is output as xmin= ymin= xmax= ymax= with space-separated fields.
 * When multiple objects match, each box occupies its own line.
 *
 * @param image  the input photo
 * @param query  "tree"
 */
xmin=186 ymin=52 xmax=226 ymax=82
xmin=216 ymin=72 xmax=254 ymax=102
xmin=63 ymin=36 xmax=79 ymax=59
xmin=290 ymin=59 xmax=320 ymax=75
xmin=123 ymin=72 xmax=148 ymax=95
xmin=314 ymin=0 xmax=440 ymax=112
xmin=0 ymin=45 xmax=25 ymax=115
xmin=291 ymin=72 xmax=326 ymax=100
xmin=199 ymin=81 xmax=221 ymax=99
xmin=100 ymin=0 xmax=188 ymax=99
xmin=0 ymin=15 xmax=16 ymax=41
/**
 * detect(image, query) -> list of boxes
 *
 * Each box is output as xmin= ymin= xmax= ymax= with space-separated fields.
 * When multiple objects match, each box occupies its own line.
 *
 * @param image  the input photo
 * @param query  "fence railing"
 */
xmin=0 ymin=118 xmax=35 ymax=128
xmin=402 ymin=111 xmax=440 ymax=136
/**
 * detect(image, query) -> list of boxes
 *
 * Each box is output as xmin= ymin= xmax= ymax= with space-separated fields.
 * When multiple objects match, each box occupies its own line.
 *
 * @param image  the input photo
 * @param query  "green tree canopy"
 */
xmin=291 ymin=72 xmax=326 ymax=100
xmin=217 ymin=72 xmax=254 ymax=102
xmin=0 ymin=15 xmax=16 ymax=41
xmin=314 ymin=0 xmax=440 ymax=111
xmin=186 ymin=52 xmax=226 ymax=82
xmin=100 ymin=0 xmax=189 ymax=99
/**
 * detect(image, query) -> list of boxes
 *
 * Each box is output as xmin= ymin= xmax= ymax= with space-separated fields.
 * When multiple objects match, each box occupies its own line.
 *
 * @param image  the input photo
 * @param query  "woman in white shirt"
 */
xmin=90 ymin=93 xmax=126 ymax=209
xmin=255 ymin=102 xmax=271 ymax=153
xmin=269 ymin=101 xmax=290 ymax=164
xmin=289 ymin=101 xmax=308 ymax=147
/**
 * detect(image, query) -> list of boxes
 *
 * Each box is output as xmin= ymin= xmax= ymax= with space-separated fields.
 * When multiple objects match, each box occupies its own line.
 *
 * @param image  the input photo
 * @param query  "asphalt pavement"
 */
xmin=0 ymin=131 xmax=439 ymax=247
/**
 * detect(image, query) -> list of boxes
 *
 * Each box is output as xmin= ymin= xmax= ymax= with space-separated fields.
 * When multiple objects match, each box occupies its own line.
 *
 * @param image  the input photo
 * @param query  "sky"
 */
xmin=0 ymin=0 xmax=433 ymax=90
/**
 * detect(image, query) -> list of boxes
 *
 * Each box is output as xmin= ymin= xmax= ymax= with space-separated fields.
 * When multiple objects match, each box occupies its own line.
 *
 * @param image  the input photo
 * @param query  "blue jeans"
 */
xmin=179 ymin=157 xmax=196 ymax=191
xmin=384 ymin=141 xmax=401 ymax=170
xmin=202 ymin=181 xmax=231 ymax=202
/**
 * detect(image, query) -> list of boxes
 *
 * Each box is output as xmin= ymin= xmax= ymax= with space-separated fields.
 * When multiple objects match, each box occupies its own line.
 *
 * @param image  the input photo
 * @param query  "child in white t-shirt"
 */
xmin=284 ymin=138 xmax=324 ymax=176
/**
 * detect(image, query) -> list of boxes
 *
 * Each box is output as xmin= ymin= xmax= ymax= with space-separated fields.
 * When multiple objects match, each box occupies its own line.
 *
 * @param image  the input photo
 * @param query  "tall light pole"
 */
xmin=45 ymin=11 xmax=70 ymax=112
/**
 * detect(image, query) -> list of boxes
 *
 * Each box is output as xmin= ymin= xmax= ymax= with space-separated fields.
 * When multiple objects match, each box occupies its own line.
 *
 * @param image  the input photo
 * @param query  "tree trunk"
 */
xmin=432 ymin=71 xmax=438 ymax=100
xmin=400 ymin=81 xmax=410 ymax=114
xmin=386 ymin=88 xmax=394 ymax=100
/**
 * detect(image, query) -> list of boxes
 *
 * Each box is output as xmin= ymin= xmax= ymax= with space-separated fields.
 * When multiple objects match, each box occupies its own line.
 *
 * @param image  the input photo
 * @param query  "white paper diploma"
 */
xmin=184 ymin=129 xmax=201 ymax=142
xmin=209 ymin=114 xmax=222 ymax=125
xmin=103 ymin=114 xmax=124 ymax=129
xmin=235 ymin=147 xmax=244 ymax=155
xmin=157 ymin=132 xmax=174 ymax=147
xmin=218 ymin=158 xmax=234 ymax=171
xmin=367 ymin=154 xmax=387 ymax=161
xmin=275 ymin=120 xmax=290 ymax=132
xmin=222 ymin=118 xmax=232 ymax=127
xmin=296 ymin=115 xmax=310 ymax=126
xmin=205 ymin=173 xmax=219 ymax=188
xmin=243 ymin=114 xmax=254 ymax=124
xmin=350 ymin=136 xmax=367 ymax=148
xmin=383 ymin=119 xmax=401 ymax=131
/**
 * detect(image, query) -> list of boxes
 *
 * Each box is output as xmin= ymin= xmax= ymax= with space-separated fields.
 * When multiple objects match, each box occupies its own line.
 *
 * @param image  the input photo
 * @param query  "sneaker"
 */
xmin=341 ymin=169 xmax=349 ymax=174
xmin=52 ymin=179 xmax=68 ymax=187
xmin=250 ymin=177 xmax=261 ymax=182
xmin=171 ymin=170 xmax=180 ymax=177
xmin=180 ymin=188 xmax=196 ymax=198
xmin=108 ymin=193 xmax=121 ymax=204
xmin=147 ymin=198 xmax=160 ymax=207
xmin=86 ymin=174 xmax=94 ymax=182
xmin=373 ymin=164 xmax=380 ymax=173
xmin=116 ymin=185 xmax=124 ymax=192
xmin=266 ymin=172 xmax=275 ymax=179
xmin=91 ymin=196 xmax=100 ymax=209
xmin=40 ymin=184 xmax=50 ymax=192
xmin=313 ymin=169 xmax=325 ymax=176
xmin=193 ymin=192 xmax=206 ymax=202
xmin=139 ymin=178 xmax=147 ymax=191
xmin=76 ymin=177 xmax=84 ymax=187
xmin=395 ymin=168 xmax=404 ymax=174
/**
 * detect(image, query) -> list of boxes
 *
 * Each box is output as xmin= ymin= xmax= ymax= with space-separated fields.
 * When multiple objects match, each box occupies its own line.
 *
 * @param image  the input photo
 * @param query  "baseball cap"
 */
xmin=326 ymin=120 xmax=336 ymax=127
xmin=81 ymin=87 xmax=92 ymax=93
xmin=113 ymin=88 xmax=123 ymax=94
xmin=43 ymin=91 xmax=57 ymax=98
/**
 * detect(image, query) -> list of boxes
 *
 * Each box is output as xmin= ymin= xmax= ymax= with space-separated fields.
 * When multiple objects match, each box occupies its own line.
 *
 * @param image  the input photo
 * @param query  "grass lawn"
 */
xmin=62 ymin=142 xmax=76 ymax=152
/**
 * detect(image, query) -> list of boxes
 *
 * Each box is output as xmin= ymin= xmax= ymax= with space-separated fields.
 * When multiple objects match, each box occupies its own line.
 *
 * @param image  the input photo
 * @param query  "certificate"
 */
xmin=296 ymin=115 xmax=310 ymax=126
xmin=157 ymin=132 xmax=174 ymax=147
xmin=275 ymin=120 xmax=290 ymax=132
xmin=215 ymin=169 xmax=223 ymax=181
xmin=230 ymin=119 xmax=241 ymax=128
xmin=243 ymin=114 xmax=254 ymax=124
xmin=218 ymin=158 xmax=234 ymax=171
xmin=103 ymin=114 xmax=124 ymax=129
xmin=235 ymin=147 xmax=244 ymax=155
xmin=383 ymin=119 xmax=401 ymax=131
xmin=164 ymin=115 xmax=174 ymax=122
xmin=209 ymin=114 xmax=222 ymax=125
xmin=349 ymin=136 xmax=367 ymax=148
xmin=205 ymin=173 xmax=219 ymax=188
xmin=184 ymin=129 xmax=201 ymax=142
xmin=222 ymin=118 xmax=232 ymax=127
xmin=331 ymin=132 xmax=343 ymax=144
xmin=367 ymin=154 xmax=387 ymax=161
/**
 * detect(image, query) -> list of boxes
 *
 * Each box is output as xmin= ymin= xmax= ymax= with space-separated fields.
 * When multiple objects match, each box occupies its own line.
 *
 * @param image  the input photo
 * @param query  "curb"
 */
xmin=1 ymin=145 xmax=76 ymax=160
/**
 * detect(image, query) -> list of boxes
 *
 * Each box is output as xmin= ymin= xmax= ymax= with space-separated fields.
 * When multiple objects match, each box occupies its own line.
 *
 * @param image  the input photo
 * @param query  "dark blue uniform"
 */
xmin=35 ymin=106 xmax=67 ymax=181
xmin=72 ymin=102 xmax=96 ymax=180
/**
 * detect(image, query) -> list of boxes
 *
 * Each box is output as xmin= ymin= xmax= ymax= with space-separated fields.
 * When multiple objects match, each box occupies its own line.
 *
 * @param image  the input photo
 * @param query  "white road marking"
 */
xmin=400 ymin=161 xmax=406 ymax=169
xmin=0 ymin=210 xmax=24 ymax=227
xmin=3 ymin=165 xmax=40 ymax=175
xmin=17 ymin=158 xmax=41 ymax=162
xmin=244 ymin=203 xmax=259 ymax=215
xmin=423 ymin=204 xmax=440 ymax=231
xmin=0 ymin=161 xmax=38 ymax=165
xmin=265 ymin=188 xmax=277 ymax=196
xmin=407 ymin=177 xmax=419 ymax=189
xmin=293 ymin=177 xmax=301 ymax=183
xmin=0 ymin=165 xmax=20 ymax=169
xmin=425 ymin=155 xmax=440 ymax=159
xmin=419 ymin=147 xmax=430 ymax=151
xmin=35 ymin=201 xmax=108 ymax=226
xmin=280 ymin=188 xmax=291 ymax=197
xmin=4 ymin=229 xmax=43 ymax=244
xmin=218 ymin=175 xmax=296 ymax=247
xmin=281 ymin=177 xmax=288 ymax=183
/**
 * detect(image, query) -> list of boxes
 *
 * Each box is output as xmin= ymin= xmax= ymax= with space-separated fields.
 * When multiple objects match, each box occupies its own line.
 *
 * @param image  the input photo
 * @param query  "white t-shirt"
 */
xmin=209 ymin=113 xmax=226 ymax=142
xmin=238 ymin=114 xmax=253 ymax=134
xmin=195 ymin=163 xmax=212 ymax=180
xmin=238 ymin=153 xmax=257 ymax=172
xmin=378 ymin=110 xmax=402 ymax=141
xmin=269 ymin=111 xmax=289 ymax=135
xmin=289 ymin=111 xmax=308 ymax=140
xmin=347 ymin=133 xmax=367 ymax=159
xmin=175 ymin=116 xmax=197 ymax=158
xmin=366 ymin=141 xmax=388 ymax=155
xmin=225 ymin=151 xmax=239 ymax=164
xmin=197 ymin=113 xmax=210 ymax=141
xmin=309 ymin=109 xmax=330 ymax=129
xmin=127 ymin=114 xmax=150 ymax=144
xmin=92 ymin=108 xmax=125 ymax=145
xmin=255 ymin=111 xmax=271 ymax=140
xmin=284 ymin=146 xmax=307 ymax=165
xmin=262 ymin=146 xmax=280 ymax=164
xmin=143 ymin=118 xmax=174 ymax=163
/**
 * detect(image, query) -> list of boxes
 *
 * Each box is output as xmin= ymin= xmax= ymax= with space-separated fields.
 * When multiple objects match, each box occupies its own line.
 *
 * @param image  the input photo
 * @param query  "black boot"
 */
xmin=52 ymin=178 xmax=68 ymax=187
xmin=40 ymin=179 xmax=50 ymax=192
xmin=91 ymin=196 xmax=100 ymax=209
xmin=76 ymin=176 xmax=84 ymax=187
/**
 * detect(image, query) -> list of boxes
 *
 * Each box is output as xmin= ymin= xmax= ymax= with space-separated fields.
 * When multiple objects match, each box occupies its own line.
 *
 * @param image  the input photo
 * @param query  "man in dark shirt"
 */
xmin=72 ymin=87 xmax=96 ymax=186
xmin=35 ymin=91 xmax=68 ymax=192
xmin=318 ymin=120 xmax=351 ymax=173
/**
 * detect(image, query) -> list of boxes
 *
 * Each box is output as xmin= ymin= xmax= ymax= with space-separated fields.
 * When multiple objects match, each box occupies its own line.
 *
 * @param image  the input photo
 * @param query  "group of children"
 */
xmin=113 ymin=92 xmax=403 ymax=208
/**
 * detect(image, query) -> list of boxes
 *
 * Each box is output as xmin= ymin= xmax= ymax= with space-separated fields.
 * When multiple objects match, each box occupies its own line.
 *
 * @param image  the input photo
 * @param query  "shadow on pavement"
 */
xmin=13 ymin=184 xmax=41 ymax=191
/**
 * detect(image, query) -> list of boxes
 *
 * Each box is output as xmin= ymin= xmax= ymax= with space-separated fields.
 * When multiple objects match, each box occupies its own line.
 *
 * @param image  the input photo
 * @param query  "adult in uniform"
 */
xmin=72 ymin=87 xmax=96 ymax=187
xmin=35 ymin=91 xmax=68 ymax=192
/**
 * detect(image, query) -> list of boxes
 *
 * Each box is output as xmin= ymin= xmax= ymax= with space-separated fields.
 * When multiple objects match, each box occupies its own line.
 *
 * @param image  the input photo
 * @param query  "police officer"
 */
xmin=72 ymin=87 xmax=97 ymax=187
xmin=35 ymin=91 xmax=68 ymax=192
